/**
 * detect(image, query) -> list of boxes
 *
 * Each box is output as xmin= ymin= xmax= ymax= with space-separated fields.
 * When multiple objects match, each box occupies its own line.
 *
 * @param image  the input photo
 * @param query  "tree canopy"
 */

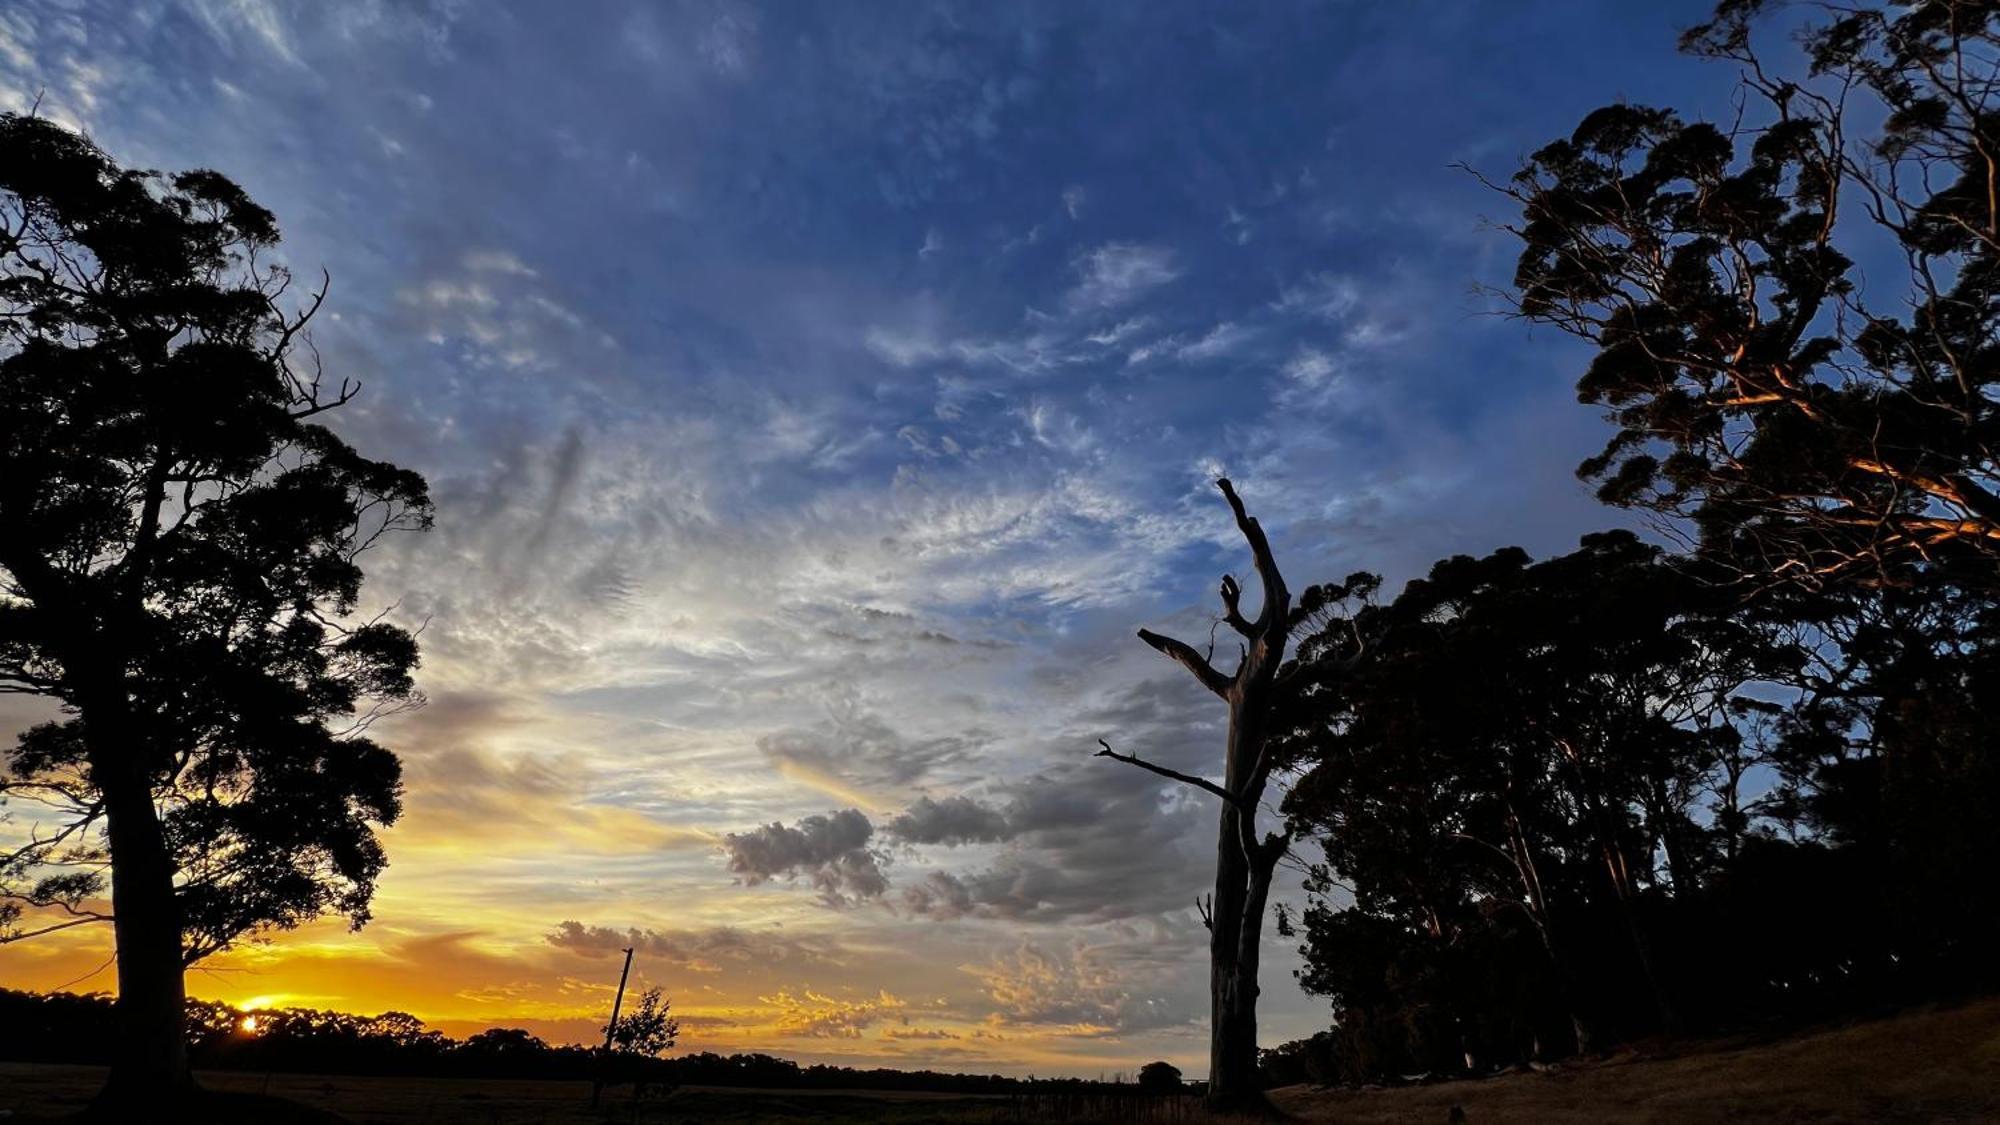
xmin=1500 ymin=0 xmax=2000 ymax=592
xmin=0 ymin=111 xmax=431 ymax=1102
xmin=1273 ymin=527 xmax=2000 ymax=1082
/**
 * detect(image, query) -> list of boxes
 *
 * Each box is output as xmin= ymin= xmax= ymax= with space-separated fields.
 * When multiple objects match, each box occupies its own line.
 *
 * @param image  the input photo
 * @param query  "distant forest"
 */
xmin=0 ymin=989 xmax=1186 ymax=1095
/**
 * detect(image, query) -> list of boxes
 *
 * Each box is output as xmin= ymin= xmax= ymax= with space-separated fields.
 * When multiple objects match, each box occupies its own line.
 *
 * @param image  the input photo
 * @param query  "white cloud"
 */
xmin=188 ymin=0 xmax=301 ymax=66
xmin=1282 ymin=346 xmax=1337 ymax=387
xmin=1176 ymin=321 xmax=1254 ymax=363
xmin=464 ymin=250 xmax=537 ymax=276
xmin=1066 ymin=242 xmax=1180 ymax=309
xmin=864 ymin=324 xmax=944 ymax=368
xmin=1084 ymin=317 xmax=1149 ymax=347
xmin=1273 ymin=271 xmax=1361 ymax=321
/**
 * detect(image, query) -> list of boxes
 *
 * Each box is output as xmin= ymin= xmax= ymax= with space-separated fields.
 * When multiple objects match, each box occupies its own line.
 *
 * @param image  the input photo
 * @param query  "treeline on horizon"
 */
xmin=0 ymin=988 xmax=1190 ymax=1094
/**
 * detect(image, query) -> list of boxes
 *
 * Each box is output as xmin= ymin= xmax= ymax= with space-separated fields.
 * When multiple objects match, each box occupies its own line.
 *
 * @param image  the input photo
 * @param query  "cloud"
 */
xmin=755 ymin=687 xmax=992 ymax=805
xmin=697 ymin=6 xmax=759 ymax=76
xmin=883 ymin=1025 xmax=960 ymax=1041
xmin=884 ymin=795 xmax=1012 ymax=846
xmin=379 ymin=691 xmax=714 ymax=858
xmin=1066 ymin=243 xmax=1180 ymax=309
xmin=749 ymin=677 xmax=1229 ymax=924
xmin=1272 ymin=271 xmax=1361 ymax=321
xmin=1084 ymin=317 xmax=1150 ymax=346
xmin=394 ymin=259 xmax=617 ymax=375
xmin=756 ymin=987 xmax=907 ymax=1039
xmin=545 ymin=921 xmax=848 ymax=974
xmin=962 ymin=943 xmax=1180 ymax=1035
xmin=1282 ymin=346 xmax=1337 ymax=387
xmin=188 ymin=0 xmax=301 ymax=66
xmin=1176 ymin=321 xmax=1255 ymax=363
xmin=721 ymin=809 xmax=889 ymax=903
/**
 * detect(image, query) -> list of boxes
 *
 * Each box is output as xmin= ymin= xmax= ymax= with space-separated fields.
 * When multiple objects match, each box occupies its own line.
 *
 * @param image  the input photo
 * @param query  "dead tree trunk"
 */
xmin=1096 ymin=478 xmax=1294 ymax=1115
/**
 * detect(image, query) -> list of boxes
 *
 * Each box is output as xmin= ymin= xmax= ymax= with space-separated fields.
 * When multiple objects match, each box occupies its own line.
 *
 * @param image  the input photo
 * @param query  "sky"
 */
xmin=1 ymin=0 xmax=1739 ymax=1077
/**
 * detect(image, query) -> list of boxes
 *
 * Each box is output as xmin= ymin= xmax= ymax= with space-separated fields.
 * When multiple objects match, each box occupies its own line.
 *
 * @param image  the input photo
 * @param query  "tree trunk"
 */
xmin=85 ymin=693 xmax=193 ymax=1110
xmin=1108 ymin=479 xmax=1298 ymax=1116
xmin=1207 ymin=681 xmax=1285 ymax=1113
xmin=1504 ymin=806 xmax=1593 ymax=1056
xmin=1208 ymin=802 xmax=1271 ymax=1111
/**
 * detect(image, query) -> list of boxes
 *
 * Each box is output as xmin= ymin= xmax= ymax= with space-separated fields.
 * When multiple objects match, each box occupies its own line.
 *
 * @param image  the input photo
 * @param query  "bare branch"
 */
xmin=1218 ymin=574 xmax=1255 ymax=636
xmin=0 ymin=913 xmax=110 ymax=943
xmin=1136 ymin=628 xmax=1233 ymax=697
xmin=1095 ymin=739 xmax=1240 ymax=806
xmin=1216 ymin=478 xmax=1289 ymax=631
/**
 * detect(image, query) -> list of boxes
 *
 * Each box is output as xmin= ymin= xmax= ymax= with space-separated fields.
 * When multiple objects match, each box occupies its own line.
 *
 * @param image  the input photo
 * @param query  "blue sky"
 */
xmin=3 ymin=0 xmax=1738 ymax=1075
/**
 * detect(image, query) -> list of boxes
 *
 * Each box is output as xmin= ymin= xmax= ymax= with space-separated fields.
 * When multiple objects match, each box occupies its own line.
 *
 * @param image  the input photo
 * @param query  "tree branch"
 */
xmin=0 ymin=914 xmax=111 ymax=943
xmin=1218 ymin=574 xmax=1255 ymax=637
xmin=1217 ymin=478 xmax=1288 ymax=632
xmin=1095 ymin=740 xmax=1240 ymax=806
xmin=1136 ymin=628 xmax=1233 ymax=697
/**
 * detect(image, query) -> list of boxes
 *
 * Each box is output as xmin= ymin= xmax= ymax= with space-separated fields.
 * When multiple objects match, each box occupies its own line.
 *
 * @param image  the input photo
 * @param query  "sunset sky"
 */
xmin=1 ymin=0 xmax=1731 ymax=1076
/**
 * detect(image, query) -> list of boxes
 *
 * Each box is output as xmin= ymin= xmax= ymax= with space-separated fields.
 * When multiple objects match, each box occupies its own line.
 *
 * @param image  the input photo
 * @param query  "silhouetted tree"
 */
xmin=0 ymin=113 xmax=430 ymax=1112
xmin=1497 ymin=0 xmax=2000 ymax=593
xmin=1269 ymin=518 xmax=2000 ymax=1082
xmin=1278 ymin=533 xmax=1792 ymax=1074
xmin=606 ymin=986 xmax=680 ymax=1060
xmin=1098 ymin=478 xmax=1368 ymax=1113
xmin=1137 ymin=1060 xmax=1183 ymax=1093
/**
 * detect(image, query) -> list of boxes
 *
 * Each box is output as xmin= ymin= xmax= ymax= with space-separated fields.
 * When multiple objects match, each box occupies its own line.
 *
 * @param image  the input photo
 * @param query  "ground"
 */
xmin=1274 ymin=996 xmax=2000 ymax=1124
xmin=2 ymin=998 xmax=1996 ymax=1123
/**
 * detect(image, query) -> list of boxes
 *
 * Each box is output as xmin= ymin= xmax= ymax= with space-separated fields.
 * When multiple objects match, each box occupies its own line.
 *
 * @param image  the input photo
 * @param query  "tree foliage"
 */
xmin=0 ymin=112 xmax=430 ymax=1097
xmin=1273 ymin=529 xmax=2000 ymax=1083
xmin=1137 ymin=1060 xmax=1184 ymax=1093
xmin=1499 ymin=0 xmax=2000 ymax=591
xmin=606 ymin=987 xmax=681 ymax=1060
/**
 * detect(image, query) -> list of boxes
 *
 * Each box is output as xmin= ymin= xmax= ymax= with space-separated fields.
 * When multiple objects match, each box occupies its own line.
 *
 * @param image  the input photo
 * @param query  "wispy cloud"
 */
xmin=1066 ymin=243 xmax=1181 ymax=309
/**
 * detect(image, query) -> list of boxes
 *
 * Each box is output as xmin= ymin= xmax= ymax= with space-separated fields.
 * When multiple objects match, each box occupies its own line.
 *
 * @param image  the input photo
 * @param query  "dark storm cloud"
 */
xmin=745 ymin=745 xmax=1223 ymax=925
xmin=884 ymin=795 xmax=1013 ymax=846
xmin=721 ymin=809 xmax=889 ymax=902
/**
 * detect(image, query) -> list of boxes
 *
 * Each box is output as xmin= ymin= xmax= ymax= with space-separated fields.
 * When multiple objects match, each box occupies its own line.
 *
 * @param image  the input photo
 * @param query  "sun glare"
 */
xmin=238 ymin=1014 xmax=261 ymax=1035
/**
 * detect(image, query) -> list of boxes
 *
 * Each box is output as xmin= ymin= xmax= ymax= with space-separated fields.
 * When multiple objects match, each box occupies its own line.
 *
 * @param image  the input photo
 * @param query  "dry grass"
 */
xmin=1269 ymin=997 xmax=2000 ymax=1124
xmin=3 ymin=998 xmax=1997 ymax=1123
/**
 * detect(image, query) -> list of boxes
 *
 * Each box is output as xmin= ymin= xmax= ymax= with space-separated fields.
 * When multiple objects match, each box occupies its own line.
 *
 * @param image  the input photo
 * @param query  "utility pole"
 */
xmin=589 ymin=946 xmax=635 ymax=1109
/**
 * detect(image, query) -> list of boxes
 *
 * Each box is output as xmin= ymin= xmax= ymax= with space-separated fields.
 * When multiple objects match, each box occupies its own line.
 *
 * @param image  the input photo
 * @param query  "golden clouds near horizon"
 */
xmin=3 ymin=914 xmax=1199 ymax=1074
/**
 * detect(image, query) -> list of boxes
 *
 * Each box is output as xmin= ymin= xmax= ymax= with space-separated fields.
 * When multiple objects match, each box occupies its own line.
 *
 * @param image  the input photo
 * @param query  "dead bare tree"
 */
xmin=1096 ymin=478 xmax=1297 ymax=1114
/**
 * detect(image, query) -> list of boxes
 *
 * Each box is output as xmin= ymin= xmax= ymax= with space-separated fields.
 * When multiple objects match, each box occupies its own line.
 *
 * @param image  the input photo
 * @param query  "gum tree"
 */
xmin=0 ymin=114 xmax=430 ymax=1111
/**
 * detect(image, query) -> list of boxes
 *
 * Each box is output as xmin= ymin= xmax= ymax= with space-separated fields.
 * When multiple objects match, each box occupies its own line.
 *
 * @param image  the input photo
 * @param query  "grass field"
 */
xmin=3 ymin=998 xmax=1997 ymax=1123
